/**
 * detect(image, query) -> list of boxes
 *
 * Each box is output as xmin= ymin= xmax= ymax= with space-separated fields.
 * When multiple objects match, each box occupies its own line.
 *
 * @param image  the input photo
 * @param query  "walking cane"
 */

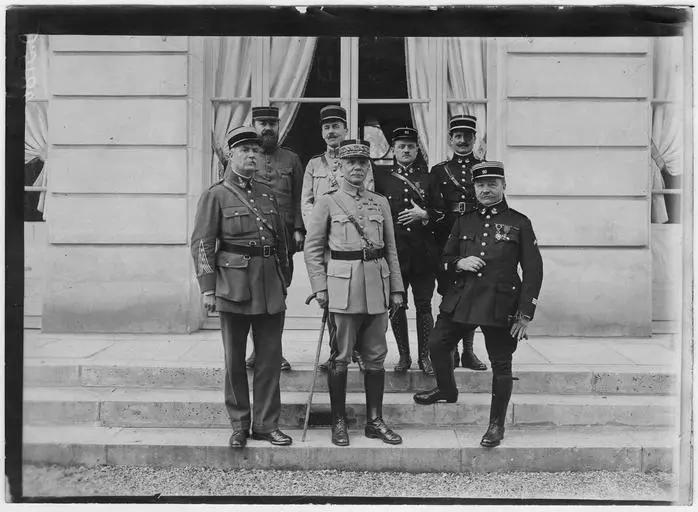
xmin=302 ymin=293 xmax=328 ymax=442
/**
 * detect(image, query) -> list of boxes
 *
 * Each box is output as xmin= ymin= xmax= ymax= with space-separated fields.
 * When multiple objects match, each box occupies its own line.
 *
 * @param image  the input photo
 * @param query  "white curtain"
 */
xmin=269 ymin=37 xmax=317 ymax=142
xmin=405 ymin=37 xmax=488 ymax=162
xmin=405 ymin=37 xmax=431 ymax=160
xmin=25 ymin=34 xmax=50 ymax=217
xmin=446 ymin=37 xmax=488 ymax=159
xmin=650 ymin=37 xmax=684 ymax=223
xmin=209 ymin=37 xmax=254 ymax=178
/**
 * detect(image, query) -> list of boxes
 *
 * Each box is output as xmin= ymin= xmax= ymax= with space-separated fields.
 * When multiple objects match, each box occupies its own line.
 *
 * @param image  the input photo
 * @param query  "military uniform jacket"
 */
xmin=431 ymin=152 xmax=482 ymax=248
xmin=301 ymin=147 xmax=375 ymax=226
xmin=374 ymin=161 xmax=445 ymax=275
xmin=304 ymin=182 xmax=404 ymax=315
xmin=191 ymin=174 xmax=290 ymax=315
xmin=439 ymin=198 xmax=543 ymax=327
xmin=254 ymin=146 xmax=305 ymax=249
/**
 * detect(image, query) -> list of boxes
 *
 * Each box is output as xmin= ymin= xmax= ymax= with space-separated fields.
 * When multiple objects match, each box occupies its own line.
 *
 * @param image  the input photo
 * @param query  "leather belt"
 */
xmin=220 ymin=241 xmax=277 ymax=258
xmin=451 ymin=202 xmax=476 ymax=214
xmin=331 ymin=248 xmax=385 ymax=261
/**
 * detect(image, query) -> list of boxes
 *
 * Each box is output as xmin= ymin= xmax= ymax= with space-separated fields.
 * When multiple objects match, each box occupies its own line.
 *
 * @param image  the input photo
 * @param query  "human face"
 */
xmin=229 ymin=143 xmax=261 ymax=176
xmin=449 ymin=130 xmax=476 ymax=155
xmin=474 ymin=177 xmax=505 ymax=206
xmin=394 ymin=141 xmax=418 ymax=166
xmin=340 ymin=156 xmax=370 ymax=186
xmin=321 ymin=121 xmax=347 ymax=149
xmin=253 ymin=119 xmax=279 ymax=151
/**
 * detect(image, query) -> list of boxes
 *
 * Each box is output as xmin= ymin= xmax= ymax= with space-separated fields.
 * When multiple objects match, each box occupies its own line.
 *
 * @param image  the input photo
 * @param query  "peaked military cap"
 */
xmin=392 ymin=127 xmax=418 ymax=144
xmin=251 ymin=106 xmax=279 ymax=121
xmin=472 ymin=160 xmax=505 ymax=180
xmin=338 ymin=139 xmax=371 ymax=159
xmin=449 ymin=114 xmax=477 ymax=134
xmin=225 ymin=126 xmax=261 ymax=149
xmin=320 ymin=105 xmax=347 ymax=124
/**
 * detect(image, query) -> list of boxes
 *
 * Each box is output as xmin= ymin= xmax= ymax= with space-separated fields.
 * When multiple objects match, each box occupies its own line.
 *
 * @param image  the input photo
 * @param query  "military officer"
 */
xmin=304 ymin=139 xmax=405 ymax=447
xmin=246 ymin=106 xmax=305 ymax=372
xmin=374 ymin=127 xmax=445 ymax=376
xmin=301 ymin=105 xmax=373 ymax=373
xmin=431 ymin=114 xmax=488 ymax=372
xmin=191 ymin=126 xmax=293 ymax=448
xmin=413 ymin=161 xmax=543 ymax=448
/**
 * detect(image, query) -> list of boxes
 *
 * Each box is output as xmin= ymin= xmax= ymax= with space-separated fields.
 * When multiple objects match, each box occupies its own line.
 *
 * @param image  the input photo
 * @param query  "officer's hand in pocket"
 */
xmin=203 ymin=293 xmax=216 ymax=313
xmin=510 ymin=315 xmax=530 ymax=342
xmin=316 ymin=290 xmax=328 ymax=309
xmin=456 ymin=256 xmax=486 ymax=273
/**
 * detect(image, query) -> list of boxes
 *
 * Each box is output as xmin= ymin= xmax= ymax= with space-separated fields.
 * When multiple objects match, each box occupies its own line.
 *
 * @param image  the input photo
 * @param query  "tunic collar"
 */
xmin=477 ymin=198 xmax=508 ymax=216
xmin=227 ymin=170 xmax=253 ymax=190
xmin=326 ymin=146 xmax=339 ymax=159
xmin=451 ymin=151 xmax=474 ymax=165
xmin=339 ymin=177 xmax=365 ymax=197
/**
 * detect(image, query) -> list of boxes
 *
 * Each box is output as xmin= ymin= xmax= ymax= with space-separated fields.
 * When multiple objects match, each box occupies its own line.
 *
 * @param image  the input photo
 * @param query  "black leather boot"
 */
xmin=480 ymin=374 xmax=513 ymax=447
xmin=391 ymin=308 xmax=411 ymax=372
xmin=328 ymin=363 xmax=349 ymax=446
xmin=461 ymin=329 xmax=487 ymax=371
xmin=364 ymin=369 xmax=402 ymax=444
xmin=413 ymin=342 xmax=458 ymax=404
xmin=416 ymin=310 xmax=435 ymax=376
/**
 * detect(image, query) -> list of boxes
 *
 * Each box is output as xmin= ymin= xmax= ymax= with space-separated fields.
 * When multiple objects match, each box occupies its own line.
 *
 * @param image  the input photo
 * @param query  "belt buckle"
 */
xmin=362 ymin=248 xmax=370 ymax=261
xmin=263 ymin=245 xmax=271 ymax=257
xmin=458 ymin=202 xmax=466 ymax=214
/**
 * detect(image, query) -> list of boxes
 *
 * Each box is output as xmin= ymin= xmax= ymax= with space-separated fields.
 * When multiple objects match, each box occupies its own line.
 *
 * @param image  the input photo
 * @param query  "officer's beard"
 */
xmin=260 ymin=131 xmax=278 ymax=152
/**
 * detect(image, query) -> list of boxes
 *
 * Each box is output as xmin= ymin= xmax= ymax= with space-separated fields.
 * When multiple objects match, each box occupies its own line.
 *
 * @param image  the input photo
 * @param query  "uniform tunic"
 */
xmin=304 ymin=182 xmax=404 ymax=315
xmin=254 ymin=146 xmax=306 ymax=247
xmin=301 ymin=147 xmax=375 ymax=226
xmin=191 ymin=174 xmax=290 ymax=315
xmin=439 ymin=198 xmax=543 ymax=327
xmin=374 ymin=161 xmax=444 ymax=277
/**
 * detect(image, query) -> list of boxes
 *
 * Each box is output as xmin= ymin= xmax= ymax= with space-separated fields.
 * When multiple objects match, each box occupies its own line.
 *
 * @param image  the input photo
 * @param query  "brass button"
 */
xmin=481 ymin=242 xmax=486 ymax=246
xmin=480 ymin=252 xmax=485 ymax=256
xmin=484 ymin=224 xmax=490 ymax=228
xmin=483 ymin=233 xmax=488 ymax=237
xmin=477 ymin=273 xmax=482 ymax=277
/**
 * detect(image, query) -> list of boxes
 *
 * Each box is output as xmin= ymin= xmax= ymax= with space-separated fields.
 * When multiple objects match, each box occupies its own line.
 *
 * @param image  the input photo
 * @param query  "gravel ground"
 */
xmin=22 ymin=464 xmax=676 ymax=501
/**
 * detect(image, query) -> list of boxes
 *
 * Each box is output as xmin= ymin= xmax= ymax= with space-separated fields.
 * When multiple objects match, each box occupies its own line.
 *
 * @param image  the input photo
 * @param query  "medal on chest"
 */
xmin=495 ymin=223 xmax=511 ymax=241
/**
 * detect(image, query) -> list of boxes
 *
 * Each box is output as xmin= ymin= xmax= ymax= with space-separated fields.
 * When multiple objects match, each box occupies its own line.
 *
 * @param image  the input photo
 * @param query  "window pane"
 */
xmin=280 ymin=103 xmax=331 ymax=166
xmin=24 ymin=158 xmax=45 ymax=222
xmin=358 ymin=103 xmax=424 ymax=164
xmin=358 ymin=37 xmax=408 ymax=99
xmin=303 ymin=37 xmax=340 ymax=98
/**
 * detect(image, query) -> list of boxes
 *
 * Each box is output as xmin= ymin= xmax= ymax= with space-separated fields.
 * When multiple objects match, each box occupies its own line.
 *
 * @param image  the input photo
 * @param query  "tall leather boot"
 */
xmin=327 ymin=363 xmax=349 ymax=446
xmin=364 ymin=369 xmax=402 ymax=444
xmin=461 ymin=328 xmax=487 ymax=371
xmin=416 ymin=310 xmax=435 ymax=376
xmin=480 ymin=374 xmax=513 ymax=447
xmin=391 ymin=308 xmax=411 ymax=372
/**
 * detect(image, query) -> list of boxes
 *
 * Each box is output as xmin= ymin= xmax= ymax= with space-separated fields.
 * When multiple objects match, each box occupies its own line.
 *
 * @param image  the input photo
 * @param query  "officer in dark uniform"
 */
xmin=191 ymin=126 xmax=293 ymax=448
xmin=374 ymin=127 xmax=445 ymax=376
xmin=414 ymin=161 xmax=543 ymax=448
xmin=431 ymin=114 xmax=488 ymax=371
xmin=304 ymin=139 xmax=405 ymax=447
xmin=246 ymin=106 xmax=305 ymax=372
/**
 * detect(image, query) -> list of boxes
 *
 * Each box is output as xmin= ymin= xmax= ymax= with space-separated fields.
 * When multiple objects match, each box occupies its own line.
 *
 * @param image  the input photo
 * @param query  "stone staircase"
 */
xmin=23 ymin=331 xmax=679 ymax=473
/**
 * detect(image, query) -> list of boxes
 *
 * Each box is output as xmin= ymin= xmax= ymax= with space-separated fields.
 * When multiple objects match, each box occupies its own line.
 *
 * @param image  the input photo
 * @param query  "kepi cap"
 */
xmin=472 ymin=161 xmax=505 ymax=180
xmin=225 ymin=126 xmax=261 ymax=149
xmin=449 ymin=114 xmax=477 ymax=134
xmin=392 ymin=127 xmax=418 ymax=144
xmin=338 ymin=139 xmax=370 ymax=159
xmin=252 ymin=106 xmax=279 ymax=121
xmin=320 ymin=105 xmax=347 ymax=125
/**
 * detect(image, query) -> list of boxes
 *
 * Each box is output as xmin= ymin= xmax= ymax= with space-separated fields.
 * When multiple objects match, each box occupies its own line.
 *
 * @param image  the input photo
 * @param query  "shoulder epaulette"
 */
xmin=508 ymin=207 xmax=529 ymax=220
xmin=368 ymin=190 xmax=387 ymax=199
xmin=279 ymin=146 xmax=300 ymax=157
xmin=208 ymin=179 xmax=224 ymax=190
xmin=309 ymin=153 xmax=324 ymax=161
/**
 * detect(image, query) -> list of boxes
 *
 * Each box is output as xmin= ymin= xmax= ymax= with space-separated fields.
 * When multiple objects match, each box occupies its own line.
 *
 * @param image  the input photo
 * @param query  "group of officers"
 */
xmin=191 ymin=105 xmax=543 ymax=450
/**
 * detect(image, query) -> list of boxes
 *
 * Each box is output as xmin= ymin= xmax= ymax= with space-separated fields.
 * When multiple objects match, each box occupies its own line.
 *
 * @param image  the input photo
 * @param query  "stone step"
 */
xmin=24 ymin=360 xmax=676 ymax=396
xmin=24 ymin=387 xmax=676 ymax=429
xmin=23 ymin=424 xmax=673 ymax=473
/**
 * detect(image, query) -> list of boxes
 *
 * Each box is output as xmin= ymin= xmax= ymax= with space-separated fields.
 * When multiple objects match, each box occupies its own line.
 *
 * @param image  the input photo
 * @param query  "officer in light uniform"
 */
xmin=374 ymin=127 xmax=445 ymax=376
xmin=304 ymin=139 xmax=405 ymax=447
xmin=191 ymin=126 xmax=293 ymax=449
xmin=301 ymin=105 xmax=374 ymax=372
xmin=246 ymin=106 xmax=305 ymax=372
xmin=414 ymin=161 xmax=543 ymax=448
xmin=431 ymin=114 xmax=488 ymax=372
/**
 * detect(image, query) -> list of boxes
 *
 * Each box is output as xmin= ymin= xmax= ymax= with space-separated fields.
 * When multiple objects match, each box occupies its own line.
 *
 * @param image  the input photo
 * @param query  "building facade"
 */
xmin=24 ymin=35 xmax=688 ymax=336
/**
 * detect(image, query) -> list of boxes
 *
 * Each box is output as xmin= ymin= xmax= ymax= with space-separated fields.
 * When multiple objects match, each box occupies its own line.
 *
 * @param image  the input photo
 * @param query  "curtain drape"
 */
xmin=209 ymin=36 xmax=316 ymax=179
xmin=405 ymin=37 xmax=488 ymax=162
xmin=446 ymin=37 xmax=488 ymax=160
xmin=405 ymin=38 xmax=431 ymax=160
xmin=25 ymin=34 xmax=50 ymax=217
xmin=650 ymin=37 xmax=683 ymax=223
